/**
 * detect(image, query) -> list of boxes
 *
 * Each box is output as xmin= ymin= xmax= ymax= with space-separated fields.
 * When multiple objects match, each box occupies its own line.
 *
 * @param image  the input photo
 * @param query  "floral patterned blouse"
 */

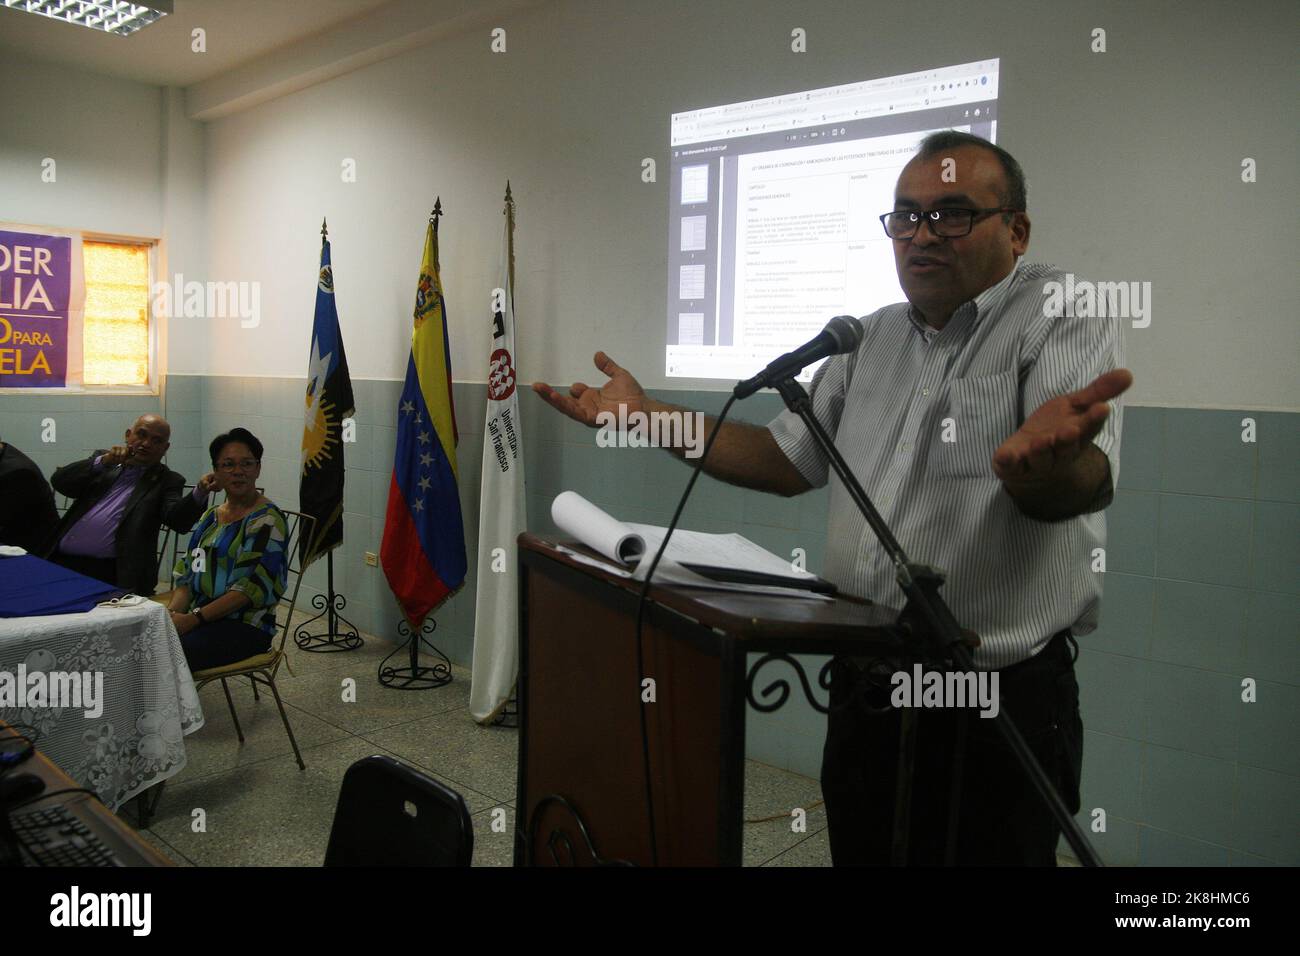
xmin=173 ymin=501 xmax=288 ymax=636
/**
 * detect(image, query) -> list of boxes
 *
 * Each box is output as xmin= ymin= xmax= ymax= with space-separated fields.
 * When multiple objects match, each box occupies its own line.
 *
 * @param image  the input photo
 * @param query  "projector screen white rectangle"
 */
xmin=666 ymin=58 xmax=1000 ymax=381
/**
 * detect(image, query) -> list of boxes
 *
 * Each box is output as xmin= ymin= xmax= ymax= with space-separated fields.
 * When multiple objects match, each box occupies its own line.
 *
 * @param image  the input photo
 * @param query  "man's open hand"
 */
xmin=993 ymin=368 xmax=1134 ymax=486
xmin=531 ymin=352 xmax=648 ymax=427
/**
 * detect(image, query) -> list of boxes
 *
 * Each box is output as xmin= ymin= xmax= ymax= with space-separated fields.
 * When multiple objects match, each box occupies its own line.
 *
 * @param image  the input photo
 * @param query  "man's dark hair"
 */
xmin=915 ymin=130 xmax=1027 ymax=218
xmin=210 ymin=427 xmax=264 ymax=466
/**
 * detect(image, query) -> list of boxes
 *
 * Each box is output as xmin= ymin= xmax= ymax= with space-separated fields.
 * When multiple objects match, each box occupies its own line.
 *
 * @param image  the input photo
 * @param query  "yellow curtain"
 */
xmin=83 ymin=241 xmax=150 ymax=385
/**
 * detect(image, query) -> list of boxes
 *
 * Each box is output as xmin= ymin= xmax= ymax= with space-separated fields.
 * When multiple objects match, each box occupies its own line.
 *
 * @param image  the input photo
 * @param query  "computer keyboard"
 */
xmin=9 ymin=804 xmax=124 ymax=866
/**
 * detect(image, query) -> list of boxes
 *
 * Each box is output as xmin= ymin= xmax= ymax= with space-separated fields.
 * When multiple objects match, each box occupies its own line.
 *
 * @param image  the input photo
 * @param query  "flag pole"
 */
xmin=295 ymin=214 xmax=364 ymax=653
xmin=504 ymin=182 xmax=515 ymax=295
xmin=431 ymin=198 xmax=443 ymax=277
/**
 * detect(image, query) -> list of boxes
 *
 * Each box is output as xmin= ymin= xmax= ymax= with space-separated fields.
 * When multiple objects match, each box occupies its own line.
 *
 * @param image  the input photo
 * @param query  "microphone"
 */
xmin=733 ymin=315 xmax=864 ymax=399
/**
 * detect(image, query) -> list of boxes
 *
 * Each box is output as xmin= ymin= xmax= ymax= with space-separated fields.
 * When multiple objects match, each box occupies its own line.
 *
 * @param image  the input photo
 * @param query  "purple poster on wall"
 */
xmin=0 ymin=230 xmax=71 ymax=387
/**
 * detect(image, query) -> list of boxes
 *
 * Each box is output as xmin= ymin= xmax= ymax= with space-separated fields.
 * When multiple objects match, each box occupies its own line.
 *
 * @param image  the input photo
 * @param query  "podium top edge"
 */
xmin=518 ymin=533 xmax=902 ymax=649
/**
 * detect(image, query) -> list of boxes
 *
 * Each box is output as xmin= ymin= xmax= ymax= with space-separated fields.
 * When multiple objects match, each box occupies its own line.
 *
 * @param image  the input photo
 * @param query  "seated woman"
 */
xmin=167 ymin=428 xmax=289 ymax=672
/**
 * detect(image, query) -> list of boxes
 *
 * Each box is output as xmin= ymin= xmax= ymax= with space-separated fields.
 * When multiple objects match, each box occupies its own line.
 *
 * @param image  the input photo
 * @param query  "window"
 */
xmin=82 ymin=239 xmax=153 ymax=386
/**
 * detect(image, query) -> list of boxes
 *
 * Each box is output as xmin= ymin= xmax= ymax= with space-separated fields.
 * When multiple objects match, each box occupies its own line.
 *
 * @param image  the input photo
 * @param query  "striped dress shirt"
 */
xmin=768 ymin=261 xmax=1124 ymax=669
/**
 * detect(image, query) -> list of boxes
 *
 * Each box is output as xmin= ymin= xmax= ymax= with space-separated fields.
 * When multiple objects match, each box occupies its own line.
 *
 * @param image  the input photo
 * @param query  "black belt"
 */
xmin=840 ymin=627 xmax=1075 ymax=674
xmin=1003 ymin=628 xmax=1076 ymax=673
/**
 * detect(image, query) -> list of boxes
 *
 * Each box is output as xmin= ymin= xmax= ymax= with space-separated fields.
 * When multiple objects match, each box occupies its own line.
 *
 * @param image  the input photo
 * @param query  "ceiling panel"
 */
xmin=0 ymin=0 xmax=396 ymax=86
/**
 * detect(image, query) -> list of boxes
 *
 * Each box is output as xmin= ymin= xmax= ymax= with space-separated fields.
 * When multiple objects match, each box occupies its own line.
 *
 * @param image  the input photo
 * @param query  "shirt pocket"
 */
xmin=930 ymin=370 xmax=1020 ymax=479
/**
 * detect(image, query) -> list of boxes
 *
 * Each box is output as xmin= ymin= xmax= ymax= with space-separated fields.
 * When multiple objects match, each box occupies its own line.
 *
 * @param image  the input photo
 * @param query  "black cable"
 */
xmin=632 ymin=395 xmax=738 ymax=867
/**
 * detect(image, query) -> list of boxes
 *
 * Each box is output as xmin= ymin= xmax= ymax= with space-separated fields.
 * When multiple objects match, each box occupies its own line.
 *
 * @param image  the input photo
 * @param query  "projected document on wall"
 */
xmin=666 ymin=59 xmax=1000 ymax=380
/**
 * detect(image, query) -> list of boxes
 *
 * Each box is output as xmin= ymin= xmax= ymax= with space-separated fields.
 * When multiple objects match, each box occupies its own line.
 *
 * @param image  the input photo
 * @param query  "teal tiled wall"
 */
xmin=3 ymin=379 xmax=1295 ymax=866
xmin=1074 ymin=408 xmax=1298 ymax=866
xmin=0 ymin=392 xmax=166 ymax=494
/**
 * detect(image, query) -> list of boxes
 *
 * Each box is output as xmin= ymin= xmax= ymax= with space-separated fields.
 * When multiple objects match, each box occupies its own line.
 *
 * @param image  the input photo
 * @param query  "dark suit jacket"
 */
xmin=0 ymin=443 xmax=60 ymax=554
xmin=49 ymin=452 xmax=206 ymax=596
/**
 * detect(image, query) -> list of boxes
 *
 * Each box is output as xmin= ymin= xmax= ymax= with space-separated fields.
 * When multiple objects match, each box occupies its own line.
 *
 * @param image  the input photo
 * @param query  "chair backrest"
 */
xmin=273 ymin=508 xmax=314 ymax=654
xmin=161 ymin=484 xmax=264 ymax=567
xmin=324 ymin=755 xmax=474 ymax=866
xmin=157 ymin=484 xmax=214 ymax=579
xmin=157 ymin=525 xmax=172 ymax=575
xmin=164 ymin=502 xmax=311 ymax=644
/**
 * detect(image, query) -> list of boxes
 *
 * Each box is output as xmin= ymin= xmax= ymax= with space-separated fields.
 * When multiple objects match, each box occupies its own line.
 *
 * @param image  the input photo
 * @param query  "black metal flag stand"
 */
xmin=378 ymin=613 xmax=452 ymax=690
xmin=491 ymin=692 xmax=518 ymax=728
xmin=294 ymin=551 xmax=363 ymax=652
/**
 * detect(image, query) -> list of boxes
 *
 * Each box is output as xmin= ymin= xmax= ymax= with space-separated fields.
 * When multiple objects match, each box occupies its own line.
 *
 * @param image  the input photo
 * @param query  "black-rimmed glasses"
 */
xmin=216 ymin=458 xmax=259 ymax=472
xmin=879 ymin=207 xmax=1019 ymax=239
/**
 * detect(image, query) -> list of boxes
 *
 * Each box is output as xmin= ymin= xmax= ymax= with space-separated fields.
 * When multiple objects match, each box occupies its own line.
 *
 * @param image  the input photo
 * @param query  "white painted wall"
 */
xmin=160 ymin=86 xmax=210 ymax=375
xmin=0 ymin=53 xmax=161 ymax=238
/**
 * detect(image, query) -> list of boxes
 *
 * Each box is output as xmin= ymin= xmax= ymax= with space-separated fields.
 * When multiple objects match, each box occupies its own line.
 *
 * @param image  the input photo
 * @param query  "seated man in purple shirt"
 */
xmin=47 ymin=414 xmax=215 ymax=595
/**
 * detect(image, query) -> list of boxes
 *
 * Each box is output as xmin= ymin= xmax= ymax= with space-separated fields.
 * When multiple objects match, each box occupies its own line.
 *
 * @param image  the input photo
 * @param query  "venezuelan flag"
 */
xmin=380 ymin=218 xmax=467 ymax=627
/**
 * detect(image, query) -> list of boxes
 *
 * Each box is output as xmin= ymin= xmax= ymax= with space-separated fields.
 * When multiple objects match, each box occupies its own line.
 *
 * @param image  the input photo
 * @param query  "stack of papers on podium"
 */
xmin=550 ymin=491 xmax=833 ymax=599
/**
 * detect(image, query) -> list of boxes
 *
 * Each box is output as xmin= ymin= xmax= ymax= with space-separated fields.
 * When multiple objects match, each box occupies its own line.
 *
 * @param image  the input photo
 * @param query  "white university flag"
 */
xmin=469 ymin=214 xmax=526 ymax=723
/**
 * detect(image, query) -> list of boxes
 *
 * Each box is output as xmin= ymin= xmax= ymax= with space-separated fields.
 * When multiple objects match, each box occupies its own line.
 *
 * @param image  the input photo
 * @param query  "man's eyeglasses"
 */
xmin=216 ymin=459 xmax=259 ymax=471
xmin=879 ymin=207 xmax=1019 ymax=239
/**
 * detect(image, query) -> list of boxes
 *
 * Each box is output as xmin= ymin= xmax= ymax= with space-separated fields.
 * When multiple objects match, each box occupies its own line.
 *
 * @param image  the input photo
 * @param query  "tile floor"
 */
xmin=128 ymin=609 xmax=833 ymax=867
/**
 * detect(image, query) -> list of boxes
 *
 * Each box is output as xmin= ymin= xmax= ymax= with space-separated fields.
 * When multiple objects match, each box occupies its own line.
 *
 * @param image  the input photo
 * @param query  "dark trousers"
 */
xmin=181 ymin=618 xmax=272 ymax=672
xmin=821 ymin=631 xmax=1083 ymax=866
xmin=49 ymin=551 xmax=119 ymax=589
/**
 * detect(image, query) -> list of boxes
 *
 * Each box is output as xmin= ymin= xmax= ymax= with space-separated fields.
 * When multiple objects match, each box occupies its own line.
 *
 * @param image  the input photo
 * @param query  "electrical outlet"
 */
xmin=364 ymin=552 xmax=377 ymax=567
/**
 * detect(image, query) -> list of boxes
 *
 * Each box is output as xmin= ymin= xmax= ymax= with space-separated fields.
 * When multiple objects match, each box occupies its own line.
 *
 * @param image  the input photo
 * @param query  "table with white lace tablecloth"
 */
xmin=0 ymin=600 xmax=204 ymax=811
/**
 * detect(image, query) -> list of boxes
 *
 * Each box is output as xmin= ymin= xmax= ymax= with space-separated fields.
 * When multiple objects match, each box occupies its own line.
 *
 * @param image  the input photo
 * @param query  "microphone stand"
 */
xmin=769 ymin=374 xmax=1102 ymax=867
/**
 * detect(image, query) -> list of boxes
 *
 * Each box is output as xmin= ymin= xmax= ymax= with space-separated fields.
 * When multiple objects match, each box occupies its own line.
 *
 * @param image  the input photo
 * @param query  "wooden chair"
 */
xmin=189 ymin=509 xmax=315 ymax=770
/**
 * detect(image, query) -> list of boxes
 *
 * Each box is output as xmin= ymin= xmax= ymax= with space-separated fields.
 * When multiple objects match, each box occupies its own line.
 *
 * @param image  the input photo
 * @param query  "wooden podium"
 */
xmin=514 ymin=533 xmax=902 ymax=867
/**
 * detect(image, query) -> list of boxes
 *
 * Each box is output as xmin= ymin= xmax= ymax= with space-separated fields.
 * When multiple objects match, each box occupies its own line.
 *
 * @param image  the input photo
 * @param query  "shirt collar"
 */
xmin=906 ymin=259 xmax=1022 ymax=338
xmin=971 ymin=258 xmax=1022 ymax=322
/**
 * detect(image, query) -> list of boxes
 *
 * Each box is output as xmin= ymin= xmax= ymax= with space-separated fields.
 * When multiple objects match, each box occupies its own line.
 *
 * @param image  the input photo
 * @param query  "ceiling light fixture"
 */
xmin=2 ymin=0 xmax=173 ymax=37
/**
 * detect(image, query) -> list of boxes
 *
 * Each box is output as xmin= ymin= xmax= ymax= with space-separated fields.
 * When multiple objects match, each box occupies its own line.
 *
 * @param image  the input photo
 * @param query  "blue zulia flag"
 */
xmin=299 ymin=232 xmax=355 ymax=567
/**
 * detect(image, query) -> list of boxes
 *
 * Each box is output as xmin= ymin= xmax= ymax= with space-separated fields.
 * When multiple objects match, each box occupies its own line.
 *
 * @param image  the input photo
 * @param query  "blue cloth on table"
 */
xmin=0 ymin=555 xmax=125 ymax=617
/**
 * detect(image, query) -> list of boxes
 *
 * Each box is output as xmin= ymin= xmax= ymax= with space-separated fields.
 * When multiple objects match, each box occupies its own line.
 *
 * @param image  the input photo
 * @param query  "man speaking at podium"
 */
xmin=535 ymin=131 xmax=1131 ymax=865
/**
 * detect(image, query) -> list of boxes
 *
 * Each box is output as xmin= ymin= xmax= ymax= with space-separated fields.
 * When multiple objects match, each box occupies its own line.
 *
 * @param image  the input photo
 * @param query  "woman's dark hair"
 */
xmin=209 ymin=427 xmax=264 ymax=466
